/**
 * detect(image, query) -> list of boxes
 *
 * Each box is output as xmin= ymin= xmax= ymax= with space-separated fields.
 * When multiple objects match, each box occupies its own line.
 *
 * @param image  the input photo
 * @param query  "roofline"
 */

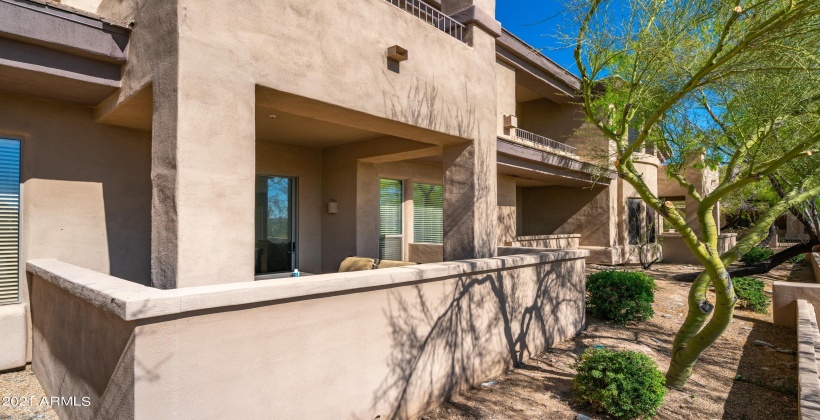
xmin=496 ymin=28 xmax=580 ymax=92
xmin=1 ymin=0 xmax=132 ymax=31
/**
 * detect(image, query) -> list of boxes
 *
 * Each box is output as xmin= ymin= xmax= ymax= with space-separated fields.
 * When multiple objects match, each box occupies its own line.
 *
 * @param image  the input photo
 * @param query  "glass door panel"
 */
xmin=255 ymin=175 xmax=296 ymax=274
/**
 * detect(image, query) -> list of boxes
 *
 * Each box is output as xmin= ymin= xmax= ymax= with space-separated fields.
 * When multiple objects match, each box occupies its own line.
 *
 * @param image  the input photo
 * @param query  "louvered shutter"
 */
xmin=379 ymin=179 xmax=403 ymax=261
xmin=413 ymin=183 xmax=443 ymax=244
xmin=0 ymin=139 xmax=20 ymax=304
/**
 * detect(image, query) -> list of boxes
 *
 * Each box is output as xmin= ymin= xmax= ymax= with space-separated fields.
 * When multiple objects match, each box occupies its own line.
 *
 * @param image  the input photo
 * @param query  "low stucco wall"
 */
xmin=0 ymin=303 xmax=27 ymax=371
xmin=796 ymin=300 xmax=820 ymax=418
xmin=505 ymin=234 xmax=580 ymax=250
xmin=811 ymin=253 xmax=820 ymax=283
xmin=774 ymin=283 xmax=820 ymax=328
xmin=407 ymin=243 xmax=443 ymax=264
xmin=27 ymin=250 xmax=587 ymax=419
xmin=660 ymin=233 xmax=737 ymax=265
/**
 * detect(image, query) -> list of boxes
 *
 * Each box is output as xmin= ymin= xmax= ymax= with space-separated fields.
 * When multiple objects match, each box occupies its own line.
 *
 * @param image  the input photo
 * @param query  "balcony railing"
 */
xmin=513 ymin=128 xmax=577 ymax=155
xmin=385 ymin=0 xmax=466 ymax=43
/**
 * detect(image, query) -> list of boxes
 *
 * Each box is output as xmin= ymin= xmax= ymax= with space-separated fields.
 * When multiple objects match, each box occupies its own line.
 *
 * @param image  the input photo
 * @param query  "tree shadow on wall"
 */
xmin=370 ymin=259 xmax=586 ymax=419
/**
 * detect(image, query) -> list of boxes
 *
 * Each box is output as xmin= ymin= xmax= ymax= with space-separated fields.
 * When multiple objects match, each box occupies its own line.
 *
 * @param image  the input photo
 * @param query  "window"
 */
xmin=627 ymin=198 xmax=642 ymax=245
xmin=662 ymin=200 xmax=685 ymax=232
xmin=0 ymin=139 xmax=20 ymax=304
xmin=646 ymin=205 xmax=657 ymax=243
xmin=413 ymin=183 xmax=443 ymax=244
xmin=379 ymin=179 xmax=403 ymax=260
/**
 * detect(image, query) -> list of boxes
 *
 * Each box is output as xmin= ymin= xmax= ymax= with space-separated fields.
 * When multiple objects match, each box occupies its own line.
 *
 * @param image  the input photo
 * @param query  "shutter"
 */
xmin=413 ymin=183 xmax=443 ymax=244
xmin=0 ymin=139 xmax=20 ymax=304
xmin=379 ymin=179 xmax=403 ymax=260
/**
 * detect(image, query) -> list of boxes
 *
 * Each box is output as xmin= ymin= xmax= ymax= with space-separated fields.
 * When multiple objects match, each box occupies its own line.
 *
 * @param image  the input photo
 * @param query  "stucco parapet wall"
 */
xmin=449 ymin=5 xmax=501 ymax=38
xmin=27 ymin=250 xmax=589 ymax=321
xmin=0 ymin=0 xmax=130 ymax=62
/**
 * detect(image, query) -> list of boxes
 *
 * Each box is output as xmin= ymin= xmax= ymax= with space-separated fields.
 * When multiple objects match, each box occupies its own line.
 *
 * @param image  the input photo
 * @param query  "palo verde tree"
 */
xmin=721 ymin=158 xmax=820 ymax=276
xmin=567 ymin=0 xmax=820 ymax=388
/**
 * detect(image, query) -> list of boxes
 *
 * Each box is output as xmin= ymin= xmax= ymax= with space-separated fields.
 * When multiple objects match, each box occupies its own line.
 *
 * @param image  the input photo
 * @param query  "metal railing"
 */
xmin=513 ymin=128 xmax=577 ymax=155
xmin=385 ymin=0 xmax=466 ymax=43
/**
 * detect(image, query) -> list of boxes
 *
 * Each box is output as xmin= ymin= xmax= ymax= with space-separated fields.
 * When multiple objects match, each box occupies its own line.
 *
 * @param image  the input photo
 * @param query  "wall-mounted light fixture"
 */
xmin=503 ymin=115 xmax=518 ymax=129
xmin=327 ymin=201 xmax=338 ymax=214
xmin=387 ymin=45 xmax=409 ymax=62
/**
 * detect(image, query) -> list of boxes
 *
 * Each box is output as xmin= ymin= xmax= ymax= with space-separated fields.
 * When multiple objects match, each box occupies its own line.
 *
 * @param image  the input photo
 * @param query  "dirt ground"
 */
xmin=421 ymin=261 xmax=812 ymax=420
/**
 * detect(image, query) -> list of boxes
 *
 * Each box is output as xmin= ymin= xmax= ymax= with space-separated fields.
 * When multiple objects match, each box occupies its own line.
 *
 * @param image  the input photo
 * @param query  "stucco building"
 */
xmin=0 ymin=0 xmax=716 ymax=418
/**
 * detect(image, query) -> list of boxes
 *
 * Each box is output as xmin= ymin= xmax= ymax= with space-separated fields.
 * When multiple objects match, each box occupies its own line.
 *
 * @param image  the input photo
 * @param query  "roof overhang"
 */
xmin=496 ymin=29 xmax=580 ymax=104
xmin=0 ymin=0 xmax=130 ymax=105
xmin=497 ymin=138 xmax=615 ymax=187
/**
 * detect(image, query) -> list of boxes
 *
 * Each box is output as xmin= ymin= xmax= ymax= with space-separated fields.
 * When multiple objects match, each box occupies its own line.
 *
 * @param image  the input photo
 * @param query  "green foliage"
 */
xmin=587 ymin=270 xmax=656 ymax=325
xmin=573 ymin=348 xmax=666 ymax=419
xmin=733 ymin=277 xmax=770 ymax=314
xmin=740 ymin=247 xmax=774 ymax=266
xmin=788 ymin=253 xmax=806 ymax=264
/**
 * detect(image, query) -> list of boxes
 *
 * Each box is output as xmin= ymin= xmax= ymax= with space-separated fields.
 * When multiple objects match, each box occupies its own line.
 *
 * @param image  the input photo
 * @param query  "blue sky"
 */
xmin=496 ymin=1 xmax=578 ymax=75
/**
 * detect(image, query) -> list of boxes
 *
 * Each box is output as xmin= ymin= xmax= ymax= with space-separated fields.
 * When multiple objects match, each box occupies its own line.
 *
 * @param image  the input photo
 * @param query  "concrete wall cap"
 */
xmin=515 ymin=234 xmax=581 ymax=240
xmin=449 ymin=5 xmax=501 ymax=38
xmin=27 ymin=250 xmax=589 ymax=321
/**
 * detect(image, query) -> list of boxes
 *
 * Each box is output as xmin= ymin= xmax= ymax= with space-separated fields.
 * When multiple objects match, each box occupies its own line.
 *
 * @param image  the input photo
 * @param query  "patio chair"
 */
xmin=338 ymin=256 xmax=376 ymax=272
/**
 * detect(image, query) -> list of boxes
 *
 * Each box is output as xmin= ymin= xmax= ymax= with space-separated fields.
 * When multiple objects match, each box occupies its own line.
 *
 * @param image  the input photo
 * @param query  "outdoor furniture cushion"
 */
xmin=377 ymin=260 xmax=418 ymax=269
xmin=338 ymin=256 xmax=376 ymax=272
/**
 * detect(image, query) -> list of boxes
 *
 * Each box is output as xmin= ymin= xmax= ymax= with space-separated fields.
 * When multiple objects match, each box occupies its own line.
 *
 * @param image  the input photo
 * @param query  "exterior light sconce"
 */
xmin=503 ymin=114 xmax=518 ymax=129
xmin=387 ymin=45 xmax=408 ymax=62
xmin=327 ymin=201 xmax=338 ymax=214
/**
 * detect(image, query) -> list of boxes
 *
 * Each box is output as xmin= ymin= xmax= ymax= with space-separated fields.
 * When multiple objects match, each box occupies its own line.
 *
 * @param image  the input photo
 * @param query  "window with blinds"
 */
xmin=0 ymin=139 xmax=20 ymax=304
xmin=379 ymin=178 xmax=403 ymax=261
xmin=413 ymin=183 xmax=443 ymax=244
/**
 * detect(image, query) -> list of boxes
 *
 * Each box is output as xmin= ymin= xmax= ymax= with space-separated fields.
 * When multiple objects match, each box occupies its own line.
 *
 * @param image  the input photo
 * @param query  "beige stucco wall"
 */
xmin=96 ymin=0 xmax=500 ymax=287
xmin=497 ymin=175 xmax=517 ymax=244
xmin=29 ymin=250 xmax=586 ymax=420
xmin=774 ymin=279 xmax=820 ymax=328
xmin=256 ymin=141 xmax=322 ymax=274
xmin=496 ymin=60 xmax=516 ymax=138
xmin=521 ymin=183 xmax=616 ymax=247
xmin=0 ymin=91 xmax=151 ymax=292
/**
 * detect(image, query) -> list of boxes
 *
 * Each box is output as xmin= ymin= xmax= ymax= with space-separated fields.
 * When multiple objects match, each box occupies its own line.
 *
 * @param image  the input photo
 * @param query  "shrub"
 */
xmin=733 ymin=276 xmax=770 ymax=313
xmin=573 ymin=348 xmax=666 ymax=419
xmin=788 ymin=253 xmax=805 ymax=263
xmin=587 ymin=270 xmax=656 ymax=325
xmin=740 ymin=247 xmax=774 ymax=266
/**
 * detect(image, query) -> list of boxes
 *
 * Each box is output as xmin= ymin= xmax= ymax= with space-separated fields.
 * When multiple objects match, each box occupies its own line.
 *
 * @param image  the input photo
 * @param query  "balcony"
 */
xmin=511 ymin=128 xmax=577 ymax=156
xmin=385 ymin=0 xmax=466 ymax=43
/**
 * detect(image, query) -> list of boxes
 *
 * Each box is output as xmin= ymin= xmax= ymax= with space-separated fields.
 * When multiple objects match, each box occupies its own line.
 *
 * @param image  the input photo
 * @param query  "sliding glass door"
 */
xmin=255 ymin=175 xmax=297 ymax=274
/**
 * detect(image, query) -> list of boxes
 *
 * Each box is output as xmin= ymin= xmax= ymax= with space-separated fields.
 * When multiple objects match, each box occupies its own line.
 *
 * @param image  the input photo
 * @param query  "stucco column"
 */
xmin=440 ymin=0 xmax=499 ymax=261
xmin=151 ymin=73 xmax=255 ymax=288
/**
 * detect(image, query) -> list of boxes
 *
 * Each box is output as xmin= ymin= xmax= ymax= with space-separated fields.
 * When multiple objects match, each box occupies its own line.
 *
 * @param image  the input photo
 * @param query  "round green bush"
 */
xmin=740 ymin=247 xmax=774 ymax=266
xmin=733 ymin=276 xmax=770 ymax=313
xmin=587 ymin=270 xmax=656 ymax=325
xmin=573 ymin=348 xmax=666 ymax=419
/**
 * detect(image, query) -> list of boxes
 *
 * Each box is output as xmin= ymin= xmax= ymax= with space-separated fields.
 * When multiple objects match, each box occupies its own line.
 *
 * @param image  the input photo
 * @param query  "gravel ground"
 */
xmin=420 ymin=261 xmax=810 ymax=420
xmin=0 ymin=366 xmax=57 ymax=420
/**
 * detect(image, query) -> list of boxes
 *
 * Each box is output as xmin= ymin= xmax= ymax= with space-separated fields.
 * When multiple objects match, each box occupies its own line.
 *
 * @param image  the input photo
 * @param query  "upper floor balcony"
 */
xmin=385 ymin=0 xmax=466 ymax=43
xmin=510 ymin=127 xmax=577 ymax=157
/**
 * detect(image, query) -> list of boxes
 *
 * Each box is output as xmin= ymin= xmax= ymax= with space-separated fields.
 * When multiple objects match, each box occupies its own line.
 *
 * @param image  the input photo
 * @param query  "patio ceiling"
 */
xmin=255 ymin=106 xmax=384 ymax=149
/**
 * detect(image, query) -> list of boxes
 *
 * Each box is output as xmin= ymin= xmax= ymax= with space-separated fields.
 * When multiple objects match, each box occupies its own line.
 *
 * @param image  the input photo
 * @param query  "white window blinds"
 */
xmin=413 ymin=183 xmax=443 ymax=244
xmin=0 ymin=139 xmax=20 ymax=304
xmin=379 ymin=179 xmax=403 ymax=261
